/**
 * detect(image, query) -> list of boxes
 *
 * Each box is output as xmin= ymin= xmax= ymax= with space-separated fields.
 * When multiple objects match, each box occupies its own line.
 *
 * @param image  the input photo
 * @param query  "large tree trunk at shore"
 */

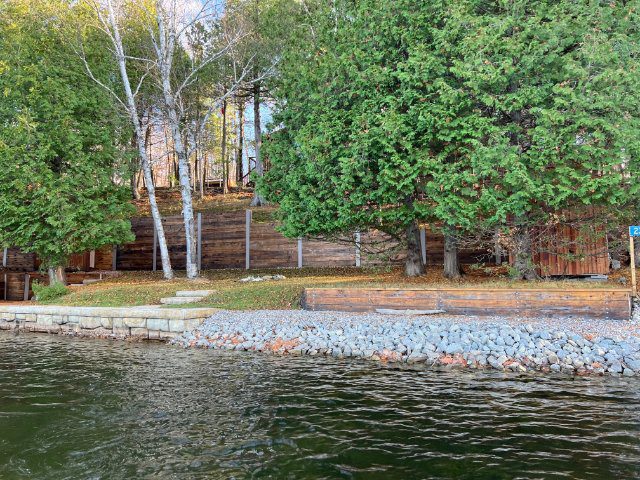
xmin=511 ymin=217 xmax=538 ymax=280
xmin=443 ymin=229 xmax=462 ymax=279
xmin=105 ymin=1 xmax=173 ymax=280
xmin=250 ymin=82 xmax=267 ymax=206
xmin=47 ymin=266 xmax=67 ymax=286
xmin=405 ymin=222 xmax=425 ymax=277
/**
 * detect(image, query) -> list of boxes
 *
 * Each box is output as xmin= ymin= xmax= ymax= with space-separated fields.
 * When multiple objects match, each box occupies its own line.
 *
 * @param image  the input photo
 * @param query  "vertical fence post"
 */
xmin=245 ymin=209 xmax=252 ymax=270
xmin=3 ymin=273 xmax=7 ymax=301
xmin=152 ymin=225 xmax=158 ymax=272
xmin=297 ymin=238 xmax=303 ymax=268
xmin=23 ymin=274 xmax=30 ymax=301
xmin=420 ymin=227 xmax=427 ymax=265
xmin=112 ymin=245 xmax=117 ymax=271
xmin=89 ymin=250 xmax=96 ymax=269
xmin=631 ymin=234 xmax=637 ymax=298
xmin=2 ymin=247 xmax=7 ymax=268
xmin=355 ymin=231 xmax=361 ymax=267
xmin=197 ymin=212 xmax=202 ymax=271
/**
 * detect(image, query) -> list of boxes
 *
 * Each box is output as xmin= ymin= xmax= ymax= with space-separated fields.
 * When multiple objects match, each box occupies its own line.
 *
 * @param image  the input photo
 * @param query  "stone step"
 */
xmin=175 ymin=290 xmax=215 ymax=298
xmin=82 ymin=278 xmax=102 ymax=285
xmin=69 ymin=284 xmax=85 ymax=287
xmin=160 ymin=296 xmax=205 ymax=305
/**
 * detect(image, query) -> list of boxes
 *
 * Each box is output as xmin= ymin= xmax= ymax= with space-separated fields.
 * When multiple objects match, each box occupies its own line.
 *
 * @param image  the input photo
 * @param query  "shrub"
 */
xmin=32 ymin=281 xmax=68 ymax=302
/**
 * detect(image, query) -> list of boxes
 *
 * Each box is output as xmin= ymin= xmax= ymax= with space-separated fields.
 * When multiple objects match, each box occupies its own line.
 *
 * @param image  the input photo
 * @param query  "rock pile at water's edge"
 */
xmin=171 ymin=310 xmax=640 ymax=377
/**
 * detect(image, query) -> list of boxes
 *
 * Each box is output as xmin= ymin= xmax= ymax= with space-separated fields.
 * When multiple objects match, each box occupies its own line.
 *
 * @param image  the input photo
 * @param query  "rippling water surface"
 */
xmin=1 ymin=332 xmax=640 ymax=479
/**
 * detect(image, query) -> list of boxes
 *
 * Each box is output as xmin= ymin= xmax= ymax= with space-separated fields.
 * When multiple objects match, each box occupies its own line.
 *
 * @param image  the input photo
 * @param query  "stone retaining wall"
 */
xmin=0 ymin=305 xmax=217 ymax=340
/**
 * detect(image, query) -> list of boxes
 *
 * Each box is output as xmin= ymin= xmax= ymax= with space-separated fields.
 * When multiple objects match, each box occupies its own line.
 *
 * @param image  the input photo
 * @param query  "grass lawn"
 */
xmin=39 ymin=266 xmax=633 ymax=310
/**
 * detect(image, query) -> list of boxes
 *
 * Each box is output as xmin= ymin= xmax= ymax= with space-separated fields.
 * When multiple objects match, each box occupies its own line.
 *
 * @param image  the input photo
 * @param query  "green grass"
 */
xmin=38 ymin=266 xmax=632 ymax=310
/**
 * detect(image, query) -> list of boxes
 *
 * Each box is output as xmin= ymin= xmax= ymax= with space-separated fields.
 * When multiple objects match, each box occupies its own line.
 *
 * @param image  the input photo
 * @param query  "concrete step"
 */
xmin=175 ymin=290 xmax=215 ymax=298
xmin=82 ymin=278 xmax=102 ymax=285
xmin=160 ymin=296 xmax=205 ymax=305
xmin=69 ymin=284 xmax=85 ymax=287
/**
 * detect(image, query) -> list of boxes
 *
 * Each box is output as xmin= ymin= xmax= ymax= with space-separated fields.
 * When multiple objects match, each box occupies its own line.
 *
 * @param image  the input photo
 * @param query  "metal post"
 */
xmin=197 ymin=212 xmax=202 ymax=271
xmin=297 ymin=238 xmax=303 ymax=268
xmin=152 ymin=226 xmax=157 ymax=272
xmin=3 ymin=273 xmax=7 ymax=301
xmin=23 ymin=274 xmax=30 ymax=301
xmin=245 ymin=209 xmax=252 ymax=270
xmin=355 ymin=231 xmax=361 ymax=267
xmin=420 ymin=227 xmax=427 ymax=265
xmin=2 ymin=247 xmax=7 ymax=268
xmin=89 ymin=250 xmax=96 ymax=269
xmin=631 ymin=235 xmax=637 ymax=298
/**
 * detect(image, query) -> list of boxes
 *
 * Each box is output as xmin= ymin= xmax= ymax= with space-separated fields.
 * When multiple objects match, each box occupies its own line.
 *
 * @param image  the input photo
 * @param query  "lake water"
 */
xmin=1 ymin=332 xmax=639 ymax=479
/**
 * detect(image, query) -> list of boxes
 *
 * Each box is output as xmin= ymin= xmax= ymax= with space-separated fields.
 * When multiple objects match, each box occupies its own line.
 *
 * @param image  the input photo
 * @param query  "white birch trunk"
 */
xmin=105 ymin=0 xmax=173 ymax=279
xmin=156 ymin=9 xmax=198 ymax=278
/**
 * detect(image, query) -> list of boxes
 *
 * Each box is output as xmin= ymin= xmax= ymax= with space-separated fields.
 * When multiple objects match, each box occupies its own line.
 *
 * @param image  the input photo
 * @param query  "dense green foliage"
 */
xmin=0 ymin=0 xmax=134 ymax=272
xmin=31 ymin=280 xmax=68 ymax=302
xmin=261 ymin=0 xmax=640 ymax=277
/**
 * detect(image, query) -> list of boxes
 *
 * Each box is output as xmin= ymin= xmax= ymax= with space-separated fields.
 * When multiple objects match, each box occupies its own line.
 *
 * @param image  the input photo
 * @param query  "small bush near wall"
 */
xmin=32 ymin=281 xmax=68 ymax=302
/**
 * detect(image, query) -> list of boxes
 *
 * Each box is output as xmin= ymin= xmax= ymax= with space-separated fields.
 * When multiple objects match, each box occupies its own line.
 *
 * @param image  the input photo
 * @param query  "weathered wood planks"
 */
xmin=301 ymin=287 xmax=632 ymax=320
xmin=1 ymin=211 xmax=613 ymax=275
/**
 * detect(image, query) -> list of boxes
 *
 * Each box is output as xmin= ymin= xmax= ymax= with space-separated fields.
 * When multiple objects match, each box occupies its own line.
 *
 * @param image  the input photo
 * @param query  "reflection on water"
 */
xmin=0 ymin=332 xmax=639 ymax=479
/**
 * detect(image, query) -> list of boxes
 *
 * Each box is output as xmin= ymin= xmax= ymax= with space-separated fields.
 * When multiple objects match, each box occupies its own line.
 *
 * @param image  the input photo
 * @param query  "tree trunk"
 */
xmin=156 ymin=15 xmax=198 ymax=279
xmin=47 ymin=266 xmax=67 ymax=286
xmin=443 ymin=229 xmax=462 ymax=279
xmin=130 ymin=133 xmax=141 ymax=200
xmin=236 ymin=101 xmax=244 ymax=185
xmin=163 ymin=106 xmax=198 ymax=279
xmin=511 ymin=217 xmax=538 ymax=280
xmin=405 ymin=221 xmax=425 ymax=277
xmin=130 ymin=166 xmax=141 ymax=200
xmin=194 ymin=146 xmax=200 ymax=198
xmin=106 ymin=2 xmax=173 ymax=280
xmin=221 ymin=99 xmax=229 ymax=194
xmin=202 ymin=152 xmax=208 ymax=197
xmin=250 ymin=82 xmax=267 ymax=206
xmin=226 ymin=101 xmax=237 ymax=188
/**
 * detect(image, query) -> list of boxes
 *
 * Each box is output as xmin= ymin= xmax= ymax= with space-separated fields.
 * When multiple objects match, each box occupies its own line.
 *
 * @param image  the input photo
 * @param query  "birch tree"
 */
xmin=146 ymin=0 xmax=251 ymax=278
xmin=82 ymin=0 xmax=174 ymax=279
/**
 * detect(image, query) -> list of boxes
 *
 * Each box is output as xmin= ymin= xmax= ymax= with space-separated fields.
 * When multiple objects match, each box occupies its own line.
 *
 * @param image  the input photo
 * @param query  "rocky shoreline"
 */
xmin=172 ymin=309 xmax=640 ymax=377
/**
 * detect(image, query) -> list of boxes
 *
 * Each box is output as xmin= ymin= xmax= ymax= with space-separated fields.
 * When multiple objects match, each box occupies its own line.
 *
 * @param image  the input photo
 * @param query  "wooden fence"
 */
xmin=112 ymin=211 xmax=492 ymax=271
xmin=1 ymin=211 xmax=611 ymax=285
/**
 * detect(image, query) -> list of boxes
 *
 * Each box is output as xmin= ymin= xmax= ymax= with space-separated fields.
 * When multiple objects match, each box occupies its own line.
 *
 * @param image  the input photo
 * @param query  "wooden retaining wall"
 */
xmin=2 ymin=212 xmax=610 ymax=276
xmin=0 ymin=272 xmax=114 ymax=301
xmin=301 ymin=287 xmax=632 ymax=320
xmin=113 ymin=212 xmax=492 ymax=271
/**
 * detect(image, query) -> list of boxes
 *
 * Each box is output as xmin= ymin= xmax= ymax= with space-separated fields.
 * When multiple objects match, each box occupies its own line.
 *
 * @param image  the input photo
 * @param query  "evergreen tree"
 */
xmin=261 ymin=0 xmax=640 ymax=277
xmin=0 ymin=0 xmax=134 ymax=284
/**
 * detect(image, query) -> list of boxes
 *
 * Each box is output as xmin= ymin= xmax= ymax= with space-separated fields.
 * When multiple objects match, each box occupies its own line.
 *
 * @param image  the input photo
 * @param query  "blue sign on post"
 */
xmin=631 ymin=226 xmax=640 ymax=237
